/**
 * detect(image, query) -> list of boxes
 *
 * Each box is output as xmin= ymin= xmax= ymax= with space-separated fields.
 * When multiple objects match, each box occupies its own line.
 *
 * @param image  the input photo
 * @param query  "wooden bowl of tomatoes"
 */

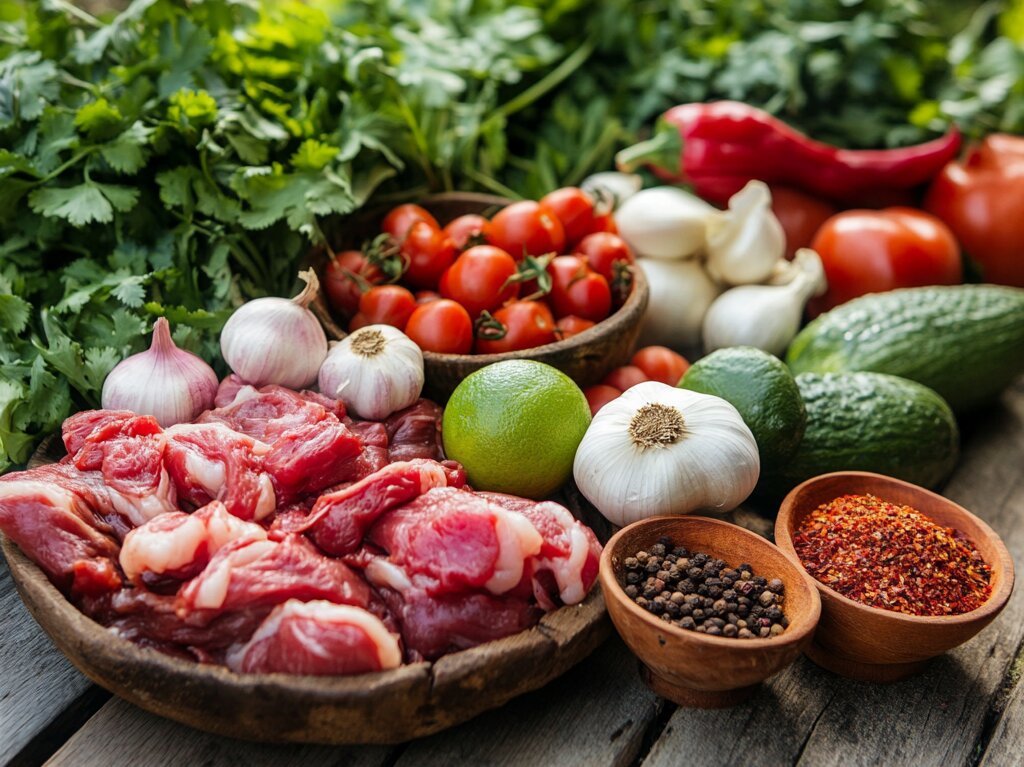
xmin=311 ymin=192 xmax=649 ymax=401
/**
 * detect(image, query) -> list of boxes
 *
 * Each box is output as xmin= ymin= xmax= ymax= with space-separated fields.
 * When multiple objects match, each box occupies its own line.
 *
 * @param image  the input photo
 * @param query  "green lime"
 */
xmin=442 ymin=360 xmax=591 ymax=499
xmin=680 ymin=346 xmax=806 ymax=473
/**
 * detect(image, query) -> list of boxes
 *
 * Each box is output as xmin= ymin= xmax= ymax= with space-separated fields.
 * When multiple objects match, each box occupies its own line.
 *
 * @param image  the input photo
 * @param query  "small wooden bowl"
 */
xmin=310 ymin=193 xmax=649 ymax=401
xmin=599 ymin=516 xmax=821 ymax=708
xmin=775 ymin=471 xmax=1015 ymax=682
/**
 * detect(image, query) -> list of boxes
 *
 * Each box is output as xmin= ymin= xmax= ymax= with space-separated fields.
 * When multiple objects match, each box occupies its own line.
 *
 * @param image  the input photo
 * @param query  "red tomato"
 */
xmin=770 ymin=186 xmax=837 ymax=259
xmin=357 ymin=285 xmax=417 ymax=330
xmin=443 ymin=214 xmax=489 ymax=251
xmin=555 ymin=315 xmax=596 ymax=339
xmin=583 ymin=384 xmax=621 ymax=417
xmin=440 ymin=245 xmax=520 ymax=317
xmin=401 ymin=221 xmax=456 ymax=289
xmin=540 ymin=187 xmax=596 ymax=245
xmin=348 ymin=312 xmax=372 ymax=332
xmin=405 ymin=299 xmax=473 ymax=354
xmin=474 ymin=301 xmax=557 ymax=354
xmin=382 ymin=204 xmax=439 ymax=241
xmin=602 ymin=366 xmax=648 ymax=391
xmin=809 ymin=207 xmax=962 ymax=314
xmin=323 ymin=250 xmax=384 ymax=318
xmin=415 ymin=290 xmax=441 ymax=304
xmin=486 ymin=200 xmax=566 ymax=259
xmin=925 ymin=135 xmax=1024 ymax=287
xmin=631 ymin=346 xmax=690 ymax=386
xmin=547 ymin=256 xmax=612 ymax=321
xmin=588 ymin=212 xmax=618 ymax=236
xmin=574 ymin=232 xmax=635 ymax=283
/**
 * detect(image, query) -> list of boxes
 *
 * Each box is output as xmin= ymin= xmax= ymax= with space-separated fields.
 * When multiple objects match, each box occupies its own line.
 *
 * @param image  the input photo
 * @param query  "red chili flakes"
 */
xmin=793 ymin=494 xmax=992 ymax=617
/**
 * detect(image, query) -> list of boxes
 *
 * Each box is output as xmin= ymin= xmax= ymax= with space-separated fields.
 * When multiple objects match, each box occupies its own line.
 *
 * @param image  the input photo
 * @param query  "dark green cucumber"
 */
xmin=786 ymin=285 xmax=1024 ymax=411
xmin=762 ymin=372 xmax=959 ymax=500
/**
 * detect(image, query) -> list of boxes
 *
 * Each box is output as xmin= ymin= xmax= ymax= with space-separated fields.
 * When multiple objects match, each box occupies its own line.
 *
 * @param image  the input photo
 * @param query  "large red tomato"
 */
xmin=809 ymin=207 xmax=962 ymax=314
xmin=925 ymin=134 xmax=1024 ymax=287
xmin=770 ymin=186 xmax=837 ymax=259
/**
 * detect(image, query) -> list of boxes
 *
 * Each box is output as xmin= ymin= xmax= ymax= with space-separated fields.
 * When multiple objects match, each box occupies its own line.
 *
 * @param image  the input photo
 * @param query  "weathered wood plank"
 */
xmin=641 ymin=382 xmax=1024 ymax=767
xmin=0 ymin=558 xmax=95 ymax=765
xmin=977 ymin=645 xmax=1024 ymax=767
xmin=45 ymin=697 xmax=395 ymax=767
xmin=394 ymin=637 xmax=664 ymax=767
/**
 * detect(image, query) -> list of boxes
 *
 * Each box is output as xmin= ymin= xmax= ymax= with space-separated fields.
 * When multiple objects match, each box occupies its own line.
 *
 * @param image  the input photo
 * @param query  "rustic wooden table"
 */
xmin=2 ymin=380 xmax=1022 ymax=767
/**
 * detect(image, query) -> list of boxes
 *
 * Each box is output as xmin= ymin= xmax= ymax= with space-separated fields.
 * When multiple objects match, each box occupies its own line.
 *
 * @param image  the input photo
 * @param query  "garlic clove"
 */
xmin=615 ymin=187 xmax=715 ymax=260
xmin=101 ymin=317 xmax=219 ymax=427
xmin=705 ymin=180 xmax=786 ymax=286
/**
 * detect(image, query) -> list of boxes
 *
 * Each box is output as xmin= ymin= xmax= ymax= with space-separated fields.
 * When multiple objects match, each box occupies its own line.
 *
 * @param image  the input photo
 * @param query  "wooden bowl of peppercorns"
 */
xmin=775 ymin=471 xmax=1015 ymax=683
xmin=599 ymin=516 xmax=822 ymax=708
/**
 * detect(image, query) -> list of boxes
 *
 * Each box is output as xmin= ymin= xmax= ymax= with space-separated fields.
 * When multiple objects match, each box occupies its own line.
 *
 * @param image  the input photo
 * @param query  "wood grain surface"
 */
xmin=2 ymin=380 xmax=1023 ymax=766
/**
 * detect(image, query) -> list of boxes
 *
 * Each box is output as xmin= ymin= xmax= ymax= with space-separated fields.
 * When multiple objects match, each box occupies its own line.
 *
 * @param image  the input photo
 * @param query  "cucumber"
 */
xmin=761 ymin=372 xmax=959 ymax=500
xmin=786 ymin=285 xmax=1024 ymax=411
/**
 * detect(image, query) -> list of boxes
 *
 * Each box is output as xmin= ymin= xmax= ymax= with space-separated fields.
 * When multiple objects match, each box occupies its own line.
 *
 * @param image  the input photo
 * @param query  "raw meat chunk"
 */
xmin=62 ymin=410 xmax=162 ymax=458
xmin=164 ymin=422 xmax=276 ymax=521
xmin=119 ymin=500 xmax=267 ymax=587
xmin=384 ymin=400 xmax=444 ymax=462
xmin=226 ymin=600 xmax=401 ymax=675
xmin=176 ymin=535 xmax=371 ymax=617
xmin=299 ymin=460 xmax=452 ymax=556
xmin=367 ymin=487 xmax=543 ymax=596
xmin=0 ymin=464 xmax=121 ymax=596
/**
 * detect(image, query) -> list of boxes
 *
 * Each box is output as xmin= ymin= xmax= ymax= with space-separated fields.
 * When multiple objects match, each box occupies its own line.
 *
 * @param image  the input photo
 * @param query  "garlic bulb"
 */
xmin=580 ymin=172 xmax=643 ymax=211
xmin=220 ymin=269 xmax=328 ymax=389
xmin=573 ymin=382 xmax=760 ymax=525
xmin=637 ymin=258 xmax=721 ymax=352
xmin=318 ymin=325 xmax=424 ymax=420
xmin=705 ymin=181 xmax=785 ymax=285
xmin=614 ymin=187 xmax=715 ymax=260
xmin=101 ymin=317 xmax=218 ymax=426
xmin=702 ymin=249 xmax=827 ymax=356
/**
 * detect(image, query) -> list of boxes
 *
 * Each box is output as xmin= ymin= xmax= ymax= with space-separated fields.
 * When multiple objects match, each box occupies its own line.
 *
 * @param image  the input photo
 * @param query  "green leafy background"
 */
xmin=0 ymin=0 xmax=1021 ymax=470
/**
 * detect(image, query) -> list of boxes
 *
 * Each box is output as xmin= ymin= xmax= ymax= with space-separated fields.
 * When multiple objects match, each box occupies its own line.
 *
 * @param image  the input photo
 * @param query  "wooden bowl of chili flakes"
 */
xmin=775 ymin=471 xmax=1014 ymax=682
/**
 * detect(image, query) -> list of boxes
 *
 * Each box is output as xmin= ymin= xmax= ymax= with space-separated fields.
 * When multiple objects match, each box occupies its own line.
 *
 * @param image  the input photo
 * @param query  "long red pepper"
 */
xmin=617 ymin=101 xmax=962 ymax=206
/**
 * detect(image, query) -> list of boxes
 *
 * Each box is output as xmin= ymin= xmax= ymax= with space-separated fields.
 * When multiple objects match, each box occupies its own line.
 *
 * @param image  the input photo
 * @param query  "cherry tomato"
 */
xmin=631 ymin=346 xmax=690 ymax=386
xmin=583 ymin=384 xmax=621 ymax=416
xmin=486 ymin=200 xmax=566 ymax=259
xmin=540 ymin=187 xmax=596 ymax=246
xmin=547 ymin=256 xmax=612 ymax=322
xmin=440 ymin=245 xmax=520 ymax=318
xmin=357 ymin=285 xmax=417 ymax=330
xmin=574 ymin=232 xmax=635 ymax=283
xmin=555 ymin=315 xmax=596 ymax=340
xmin=443 ymin=214 xmax=489 ymax=251
xmin=925 ymin=135 xmax=1024 ymax=287
xmin=405 ymin=299 xmax=474 ymax=355
xmin=415 ymin=290 xmax=441 ymax=304
xmin=382 ymin=203 xmax=439 ymax=241
xmin=401 ymin=221 xmax=456 ymax=289
xmin=323 ymin=250 xmax=384 ymax=318
xmin=587 ymin=212 xmax=618 ymax=236
xmin=769 ymin=186 xmax=837 ymax=259
xmin=602 ymin=365 xmax=648 ymax=391
xmin=475 ymin=301 xmax=557 ymax=354
xmin=809 ymin=207 xmax=962 ymax=314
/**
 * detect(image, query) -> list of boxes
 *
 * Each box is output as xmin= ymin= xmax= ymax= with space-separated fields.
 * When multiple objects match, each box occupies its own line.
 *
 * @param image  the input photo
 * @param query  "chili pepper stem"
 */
xmin=616 ymin=126 xmax=681 ymax=174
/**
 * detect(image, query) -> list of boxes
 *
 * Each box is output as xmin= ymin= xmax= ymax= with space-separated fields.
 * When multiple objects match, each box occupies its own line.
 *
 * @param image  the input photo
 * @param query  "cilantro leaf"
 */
xmin=28 ymin=183 xmax=114 ymax=226
xmin=99 ymin=121 xmax=152 ymax=174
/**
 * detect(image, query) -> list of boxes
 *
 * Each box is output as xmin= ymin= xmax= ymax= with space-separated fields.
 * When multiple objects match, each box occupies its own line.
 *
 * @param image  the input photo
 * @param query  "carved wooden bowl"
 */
xmin=600 ymin=516 xmax=821 ymax=708
xmin=775 ymin=471 xmax=1014 ymax=682
xmin=309 ymin=193 xmax=649 ymax=402
xmin=0 ymin=439 xmax=610 ymax=744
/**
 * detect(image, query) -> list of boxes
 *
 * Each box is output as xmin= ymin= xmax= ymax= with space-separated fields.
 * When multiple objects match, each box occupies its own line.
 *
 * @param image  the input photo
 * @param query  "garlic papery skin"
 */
xmin=220 ymin=269 xmax=328 ymax=389
xmin=614 ymin=187 xmax=715 ymax=260
xmin=101 ymin=317 xmax=219 ymax=427
xmin=318 ymin=325 xmax=424 ymax=420
xmin=637 ymin=258 xmax=721 ymax=352
xmin=702 ymin=248 xmax=827 ymax=356
xmin=573 ymin=382 xmax=759 ymax=526
xmin=705 ymin=180 xmax=785 ymax=285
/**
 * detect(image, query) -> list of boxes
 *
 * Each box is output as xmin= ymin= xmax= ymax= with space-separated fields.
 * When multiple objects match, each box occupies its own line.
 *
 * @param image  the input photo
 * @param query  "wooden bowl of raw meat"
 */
xmin=310 ymin=193 xmax=649 ymax=402
xmin=775 ymin=471 xmax=1014 ymax=682
xmin=0 ymin=438 xmax=610 ymax=744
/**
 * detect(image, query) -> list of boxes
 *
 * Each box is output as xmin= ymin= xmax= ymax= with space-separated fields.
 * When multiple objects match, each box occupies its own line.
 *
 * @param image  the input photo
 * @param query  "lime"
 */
xmin=679 ymin=346 xmax=806 ymax=474
xmin=442 ymin=360 xmax=591 ymax=499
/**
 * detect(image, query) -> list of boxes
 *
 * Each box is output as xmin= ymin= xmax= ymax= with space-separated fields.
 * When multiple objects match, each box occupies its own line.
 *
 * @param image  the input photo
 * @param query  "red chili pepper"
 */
xmin=617 ymin=101 xmax=962 ymax=206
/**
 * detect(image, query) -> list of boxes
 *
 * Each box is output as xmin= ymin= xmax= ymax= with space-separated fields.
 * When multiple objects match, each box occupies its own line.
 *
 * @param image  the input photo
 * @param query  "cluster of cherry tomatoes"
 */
xmin=322 ymin=188 xmax=636 ymax=355
xmin=583 ymin=346 xmax=691 ymax=416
